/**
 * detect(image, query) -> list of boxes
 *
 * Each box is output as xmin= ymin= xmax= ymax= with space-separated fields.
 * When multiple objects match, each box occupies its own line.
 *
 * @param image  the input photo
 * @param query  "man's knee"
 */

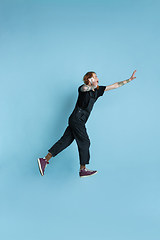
xmin=84 ymin=138 xmax=90 ymax=148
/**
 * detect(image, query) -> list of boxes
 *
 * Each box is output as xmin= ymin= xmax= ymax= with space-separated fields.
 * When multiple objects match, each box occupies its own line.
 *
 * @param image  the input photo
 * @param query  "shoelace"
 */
xmin=44 ymin=158 xmax=49 ymax=164
xmin=84 ymin=168 xmax=93 ymax=172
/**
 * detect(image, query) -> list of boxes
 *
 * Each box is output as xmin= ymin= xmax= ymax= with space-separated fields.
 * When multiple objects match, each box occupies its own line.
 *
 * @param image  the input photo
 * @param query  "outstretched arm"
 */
xmin=105 ymin=70 xmax=137 ymax=91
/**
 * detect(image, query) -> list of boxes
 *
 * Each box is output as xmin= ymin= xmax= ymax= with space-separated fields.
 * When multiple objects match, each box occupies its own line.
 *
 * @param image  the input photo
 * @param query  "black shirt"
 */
xmin=77 ymin=85 xmax=106 ymax=109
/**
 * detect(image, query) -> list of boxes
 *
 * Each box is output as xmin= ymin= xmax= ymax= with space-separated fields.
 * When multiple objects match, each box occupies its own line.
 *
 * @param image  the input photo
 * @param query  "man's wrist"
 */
xmin=124 ymin=79 xmax=131 ymax=84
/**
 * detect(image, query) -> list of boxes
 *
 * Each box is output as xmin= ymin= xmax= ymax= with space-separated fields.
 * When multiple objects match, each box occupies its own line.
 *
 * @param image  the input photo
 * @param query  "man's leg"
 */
xmin=38 ymin=126 xmax=74 ymax=176
xmin=69 ymin=120 xmax=97 ymax=178
xmin=45 ymin=152 xmax=53 ymax=162
xmin=48 ymin=126 xmax=74 ymax=158
xmin=69 ymin=121 xmax=90 ymax=165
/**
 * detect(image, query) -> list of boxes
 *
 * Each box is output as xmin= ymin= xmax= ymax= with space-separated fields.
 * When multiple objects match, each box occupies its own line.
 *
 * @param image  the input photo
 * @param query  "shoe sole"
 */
xmin=80 ymin=171 xmax=97 ymax=178
xmin=37 ymin=158 xmax=44 ymax=176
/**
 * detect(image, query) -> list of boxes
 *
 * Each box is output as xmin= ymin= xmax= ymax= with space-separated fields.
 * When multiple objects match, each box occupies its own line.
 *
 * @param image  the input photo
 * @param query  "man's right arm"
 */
xmin=80 ymin=84 xmax=97 ymax=92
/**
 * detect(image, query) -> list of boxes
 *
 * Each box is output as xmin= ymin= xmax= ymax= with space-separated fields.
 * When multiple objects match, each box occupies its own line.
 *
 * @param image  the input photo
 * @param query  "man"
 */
xmin=38 ymin=70 xmax=137 ymax=178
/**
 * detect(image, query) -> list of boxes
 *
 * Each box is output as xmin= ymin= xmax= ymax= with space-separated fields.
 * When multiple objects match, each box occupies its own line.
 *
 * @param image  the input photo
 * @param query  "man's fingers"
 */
xmin=131 ymin=70 xmax=137 ymax=78
xmin=133 ymin=70 xmax=137 ymax=75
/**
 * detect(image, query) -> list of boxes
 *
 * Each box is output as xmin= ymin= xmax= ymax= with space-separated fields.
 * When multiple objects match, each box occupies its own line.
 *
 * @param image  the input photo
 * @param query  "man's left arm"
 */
xmin=105 ymin=70 xmax=137 ymax=91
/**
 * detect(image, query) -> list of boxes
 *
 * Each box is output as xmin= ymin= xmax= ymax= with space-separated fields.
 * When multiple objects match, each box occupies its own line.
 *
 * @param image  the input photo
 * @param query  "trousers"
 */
xmin=48 ymin=107 xmax=90 ymax=165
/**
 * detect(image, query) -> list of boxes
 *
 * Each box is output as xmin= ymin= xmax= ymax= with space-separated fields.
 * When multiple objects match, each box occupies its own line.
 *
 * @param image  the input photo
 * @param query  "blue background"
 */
xmin=0 ymin=0 xmax=160 ymax=239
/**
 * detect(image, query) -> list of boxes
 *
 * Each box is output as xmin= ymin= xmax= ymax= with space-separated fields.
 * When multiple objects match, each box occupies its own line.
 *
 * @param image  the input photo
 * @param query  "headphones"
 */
xmin=88 ymin=77 xmax=94 ymax=84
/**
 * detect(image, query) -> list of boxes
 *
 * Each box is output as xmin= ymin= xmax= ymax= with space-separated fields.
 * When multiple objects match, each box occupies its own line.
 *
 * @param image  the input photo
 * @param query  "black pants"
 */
xmin=48 ymin=113 xmax=90 ymax=165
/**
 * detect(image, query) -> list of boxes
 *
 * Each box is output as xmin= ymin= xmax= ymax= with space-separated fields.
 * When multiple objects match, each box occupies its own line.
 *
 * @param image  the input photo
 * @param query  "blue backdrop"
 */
xmin=0 ymin=0 xmax=160 ymax=239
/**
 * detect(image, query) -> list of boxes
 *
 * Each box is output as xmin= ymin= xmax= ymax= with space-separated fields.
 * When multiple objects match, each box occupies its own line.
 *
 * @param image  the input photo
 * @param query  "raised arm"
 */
xmin=105 ymin=70 xmax=137 ymax=91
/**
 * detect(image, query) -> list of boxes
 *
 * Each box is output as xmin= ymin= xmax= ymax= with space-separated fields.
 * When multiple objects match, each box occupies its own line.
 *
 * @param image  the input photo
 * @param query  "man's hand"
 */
xmin=80 ymin=84 xmax=97 ymax=92
xmin=105 ymin=70 xmax=137 ymax=91
xmin=118 ymin=69 xmax=137 ymax=86
xmin=119 ymin=69 xmax=137 ymax=86
xmin=130 ymin=70 xmax=137 ymax=81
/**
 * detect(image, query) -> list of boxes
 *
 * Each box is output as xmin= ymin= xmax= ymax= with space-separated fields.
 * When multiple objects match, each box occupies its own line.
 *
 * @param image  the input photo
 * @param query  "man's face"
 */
xmin=92 ymin=73 xmax=99 ymax=86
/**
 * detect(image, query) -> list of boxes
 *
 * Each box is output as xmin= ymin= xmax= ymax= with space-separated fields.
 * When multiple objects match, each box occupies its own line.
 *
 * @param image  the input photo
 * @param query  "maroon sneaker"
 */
xmin=37 ymin=158 xmax=49 ymax=176
xmin=79 ymin=167 xmax=97 ymax=178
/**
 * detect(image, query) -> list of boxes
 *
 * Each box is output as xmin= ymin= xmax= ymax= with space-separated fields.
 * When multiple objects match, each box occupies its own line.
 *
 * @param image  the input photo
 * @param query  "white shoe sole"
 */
xmin=37 ymin=158 xmax=44 ymax=176
xmin=80 ymin=171 xmax=97 ymax=178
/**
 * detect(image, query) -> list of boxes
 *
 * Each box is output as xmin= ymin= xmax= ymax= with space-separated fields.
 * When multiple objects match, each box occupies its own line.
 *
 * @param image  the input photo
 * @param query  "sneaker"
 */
xmin=79 ymin=167 xmax=97 ymax=178
xmin=37 ymin=158 xmax=49 ymax=176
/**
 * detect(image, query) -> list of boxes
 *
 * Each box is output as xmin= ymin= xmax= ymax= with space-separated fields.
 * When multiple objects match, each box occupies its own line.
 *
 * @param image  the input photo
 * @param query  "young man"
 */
xmin=38 ymin=70 xmax=137 ymax=178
